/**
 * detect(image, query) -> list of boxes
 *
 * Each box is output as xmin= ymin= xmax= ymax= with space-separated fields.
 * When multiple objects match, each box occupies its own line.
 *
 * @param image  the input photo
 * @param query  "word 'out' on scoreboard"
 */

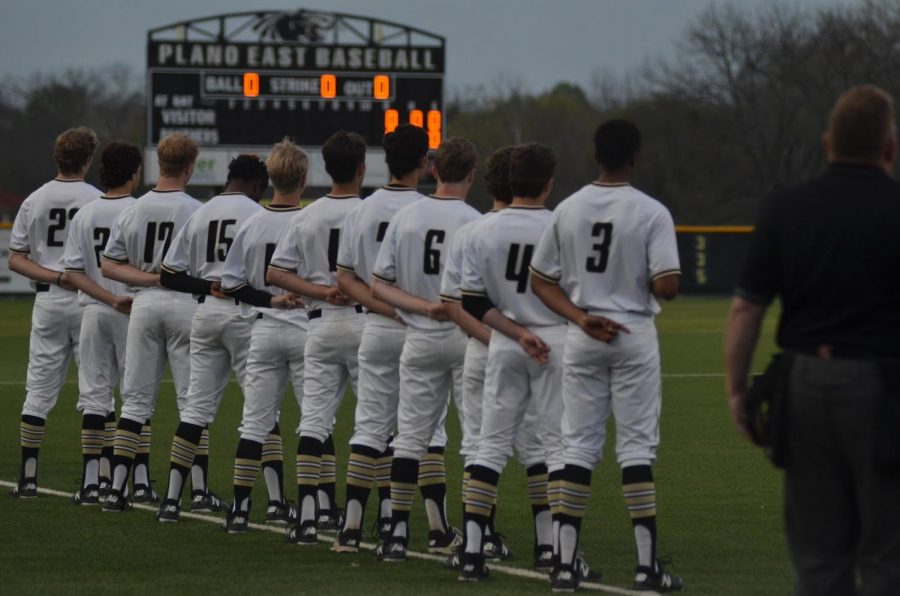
xmin=146 ymin=9 xmax=445 ymax=187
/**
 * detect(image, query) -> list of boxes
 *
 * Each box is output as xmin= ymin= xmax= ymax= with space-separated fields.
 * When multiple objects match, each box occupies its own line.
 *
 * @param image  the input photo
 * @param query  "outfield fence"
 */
xmin=676 ymin=226 xmax=753 ymax=295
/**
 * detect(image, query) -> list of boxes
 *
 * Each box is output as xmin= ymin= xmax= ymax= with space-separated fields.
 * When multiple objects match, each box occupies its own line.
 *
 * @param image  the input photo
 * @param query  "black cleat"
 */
xmin=156 ymin=499 xmax=181 ymax=523
xmin=223 ymin=503 xmax=250 ymax=534
xmin=316 ymin=507 xmax=343 ymax=532
xmin=458 ymin=552 xmax=490 ymax=582
xmin=265 ymin=499 xmax=297 ymax=525
xmin=533 ymin=545 xmax=554 ymax=571
xmin=10 ymin=478 xmax=37 ymax=499
xmin=191 ymin=490 xmax=229 ymax=513
xmin=373 ymin=517 xmax=392 ymax=542
xmin=374 ymin=538 xmax=407 ymax=562
xmin=634 ymin=560 xmax=684 ymax=592
xmin=102 ymin=492 xmax=130 ymax=513
xmin=131 ymin=484 xmax=159 ymax=503
xmin=428 ymin=526 xmax=463 ymax=555
xmin=444 ymin=551 xmax=461 ymax=570
xmin=287 ymin=520 xmax=318 ymax=546
xmin=331 ymin=528 xmax=361 ymax=553
xmin=72 ymin=485 xmax=101 ymax=506
xmin=484 ymin=533 xmax=512 ymax=560
xmin=551 ymin=566 xmax=579 ymax=592
xmin=98 ymin=478 xmax=111 ymax=502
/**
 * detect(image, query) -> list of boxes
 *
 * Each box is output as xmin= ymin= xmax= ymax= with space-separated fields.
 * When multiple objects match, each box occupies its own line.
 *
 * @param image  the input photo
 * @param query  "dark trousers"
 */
xmin=786 ymin=354 xmax=900 ymax=596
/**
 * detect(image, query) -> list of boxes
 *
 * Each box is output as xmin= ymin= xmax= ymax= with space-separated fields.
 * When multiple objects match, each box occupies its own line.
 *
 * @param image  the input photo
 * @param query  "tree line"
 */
xmin=3 ymin=0 xmax=900 ymax=223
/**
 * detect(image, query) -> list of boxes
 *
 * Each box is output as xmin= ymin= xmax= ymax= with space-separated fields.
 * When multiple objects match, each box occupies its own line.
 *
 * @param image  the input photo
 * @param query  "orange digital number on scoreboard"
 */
xmin=320 ymin=74 xmax=337 ymax=99
xmin=373 ymin=75 xmax=390 ymax=100
xmin=409 ymin=110 xmax=424 ymax=128
xmin=243 ymin=72 xmax=260 ymax=98
xmin=384 ymin=109 xmax=399 ymax=134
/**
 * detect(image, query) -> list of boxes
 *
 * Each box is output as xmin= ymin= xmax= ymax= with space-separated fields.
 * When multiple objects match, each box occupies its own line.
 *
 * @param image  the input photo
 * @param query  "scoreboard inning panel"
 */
xmin=146 ymin=9 xmax=445 ymax=184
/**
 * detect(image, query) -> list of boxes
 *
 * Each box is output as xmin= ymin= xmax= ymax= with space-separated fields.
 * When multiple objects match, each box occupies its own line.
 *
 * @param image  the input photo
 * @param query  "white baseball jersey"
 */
xmin=439 ymin=210 xmax=498 ymax=304
xmin=530 ymin=183 xmax=680 ymax=316
xmin=9 ymin=179 xmax=101 ymax=281
xmin=336 ymin=185 xmax=424 ymax=287
xmin=221 ymin=204 xmax=309 ymax=329
xmin=162 ymin=192 xmax=261 ymax=282
xmin=372 ymin=196 xmax=480 ymax=330
xmin=462 ymin=206 xmax=565 ymax=327
xmin=269 ymin=194 xmax=362 ymax=312
xmin=63 ymin=195 xmax=137 ymax=306
xmin=102 ymin=189 xmax=201 ymax=278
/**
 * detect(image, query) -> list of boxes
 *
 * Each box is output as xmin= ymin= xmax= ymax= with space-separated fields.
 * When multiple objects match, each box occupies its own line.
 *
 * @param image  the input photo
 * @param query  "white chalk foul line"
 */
xmin=0 ymin=479 xmax=655 ymax=595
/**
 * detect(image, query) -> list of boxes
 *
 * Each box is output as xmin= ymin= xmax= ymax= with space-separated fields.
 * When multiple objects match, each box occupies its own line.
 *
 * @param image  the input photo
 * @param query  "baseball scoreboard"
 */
xmin=146 ymin=9 xmax=445 ymax=186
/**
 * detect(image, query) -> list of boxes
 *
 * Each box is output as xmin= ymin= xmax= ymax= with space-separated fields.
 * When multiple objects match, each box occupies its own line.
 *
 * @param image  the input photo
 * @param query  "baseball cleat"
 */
xmin=98 ymin=478 xmax=111 ymax=502
xmin=633 ymin=560 xmax=684 ymax=592
xmin=575 ymin=555 xmax=603 ymax=583
xmin=533 ymin=545 xmax=554 ymax=571
xmin=331 ymin=528 xmax=362 ymax=553
xmin=374 ymin=538 xmax=407 ymax=562
xmin=457 ymin=553 xmax=489 ymax=582
xmin=156 ymin=499 xmax=181 ymax=523
xmin=316 ymin=507 xmax=343 ymax=532
xmin=223 ymin=503 xmax=250 ymax=534
xmin=428 ymin=526 xmax=462 ymax=555
xmin=191 ymin=490 xmax=229 ymax=513
xmin=483 ymin=533 xmax=512 ymax=560
xmin=551 ymin=567 xmax=579 ymax=593
xmin=102 ymin=492 xmax=130 ymax=513
xmin=373 ymin=517 xmax=392 ymax=542
xmin=10 ymin=478 xmax=37 ymax=499
xmin=131 ymin=484 xmax=160 ymax=503
xmin=72 ymin=485 xmax=101 ymax=506
xmin=287 ymin=520 xmax=318 ymax=546
xmin=265 ymin=499 xmax=298 ymax=525
xmin=443 ymin=551 xmax=460 ymax=570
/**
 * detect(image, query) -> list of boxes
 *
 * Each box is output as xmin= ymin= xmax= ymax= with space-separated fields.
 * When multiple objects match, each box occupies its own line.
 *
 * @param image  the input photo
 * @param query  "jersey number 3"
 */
xmin=586 ymin=222 xmax=613 ymax=273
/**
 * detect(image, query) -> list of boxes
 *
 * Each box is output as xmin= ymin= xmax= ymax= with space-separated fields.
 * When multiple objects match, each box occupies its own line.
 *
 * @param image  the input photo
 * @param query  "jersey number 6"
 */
xmin=423 ymin=229 xmax=445 ymax=275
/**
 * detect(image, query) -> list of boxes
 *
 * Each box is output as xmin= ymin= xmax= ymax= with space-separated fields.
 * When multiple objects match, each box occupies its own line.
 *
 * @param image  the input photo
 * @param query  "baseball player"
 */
xmin=219 ymin=139 xmax=309 ymax=532
xmin=154 ymin=155 xmax=269 ymax=522
xmin=62 ymin=141 xmax=142 ymax=505
xmin=370 ymin=137 xmax=482 ymax=561
xmin=8 ymin=127 xmax=100 ymax=498
xmin=332 ymin=125 xmax=453 ymax=553
xmin=267 ymin=130 xmax=366 ymax=545
xmin=530 ymin=120 xmax=683 ymax=592
xmin=100 ymin=133 xmax=202 ymax=512
xmin=455 ymin=143 xmax=564 ymax=581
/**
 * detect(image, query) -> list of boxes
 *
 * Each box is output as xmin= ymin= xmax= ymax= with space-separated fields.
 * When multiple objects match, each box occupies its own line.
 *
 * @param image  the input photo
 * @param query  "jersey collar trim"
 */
xmin=383 ymin=184 xmax=416 ymax=191
xmin=100 ymin=194 xmax=131 ymax=200
xmin=508 ymin=205 xmax=546 ymax=210
xmin=325 ymin=194 xmax=360 ymax=199
xmin=53 ymin=178 xmax=83 ymax=183
xmin=151 ymin=188 xmax=184 ymax=193
xmin=264 ymin=204 xmax=302 ymax=212
xmin=591 ymin=182 xmax=630 ymax=188
xmin=428 ymin=194 xmax=465 ymax=201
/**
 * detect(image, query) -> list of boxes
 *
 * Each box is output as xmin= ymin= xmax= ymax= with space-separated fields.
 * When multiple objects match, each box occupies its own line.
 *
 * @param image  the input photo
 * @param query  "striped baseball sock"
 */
xmin=261 ymin=425 xmax=284 ymax=503
xmin=19 ymin=415 xmax=45 ymax=482
xmin=133 ymin=420 xmax=151 ymax=487
xmin=389 ymin=457 xmax=419 ymax=544
xmin=296 ymin=436 xmax=323 ymax=524
xmin=557 ymin=465 xmax=592 ymax=569
xmin=623 ymin=465 xmax=657 ymax=569
xmin=344 ymin=444 xmax=380 ymax=531
xmin=110 ymin=417 xmax=144 ymax=496
xmin=548 ymin=468 xmax=564 ymax=564
xmin=99 ymin=412 xmax=116 ymax=485
xmin=317 ymin=434 xmax=337 ymax=512
xmin=418 ymin=447 xmax=449 ymax=534
xmin=165 ymin=422 xmax=204 ymax=503
xmin=527 ymin=463 xmax=552 ymax=550
xmin=191 ymin=427 xmax=210 ymax=495
xmin=462 ymin=465 xmax=499 ymax=555
xmin=80 ymin=414 xmax=106 ymax=489
xmin=376 ymin=445 xmax=393 ymax=520
xmin=233 ymin=438 xmax=263 ymax=513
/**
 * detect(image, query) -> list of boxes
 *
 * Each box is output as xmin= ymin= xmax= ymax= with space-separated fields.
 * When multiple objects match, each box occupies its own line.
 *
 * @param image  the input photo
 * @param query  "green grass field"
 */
xmin=0 ymin=296 xmax=787 ymax=595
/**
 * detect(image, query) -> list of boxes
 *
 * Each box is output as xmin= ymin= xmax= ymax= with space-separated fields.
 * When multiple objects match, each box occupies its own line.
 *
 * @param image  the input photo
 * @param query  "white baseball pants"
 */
xmin=76 ymin=303 xmax=128 ymax=417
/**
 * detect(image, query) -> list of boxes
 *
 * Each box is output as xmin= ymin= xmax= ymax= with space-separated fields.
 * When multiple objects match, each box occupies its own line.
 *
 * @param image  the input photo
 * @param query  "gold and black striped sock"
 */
xmin=548 ymin=468 xmax=565 ymax=562
xmin=462 ymin=465 xmax=499 ymax=556
xmin=233 ymin=438 xmax=263 ymax=512
xmin=344 ymin=444 xmax=379 ymax=530
xmin=623 ymin=465 xmax=658 ymax=569
xmin=390 ymin=457 xmax=419 ymax=543
xmin=166 ymin=422 xmax=204 ymax=502
xmin=110 ymin=417 xmax=144 ymax=494
xmin=318 ymin=434 xmax=337 ymax=511
xmin=19 ymin=415 xmax=45 ymax=481
xmin=133 ymin=421 xmax=152 ymax=487
xmin=376 ymin=446 xmax=393 ymax=519
xmin=81 ymin=414 xmax=106 ymax=488
xmin=419 ymin=447 xmax=449 ymax=534
xmin=191 ymin=427 xmax=210 ymax=495
xmin=100 ymin=412 xmax=116 ymax=482
xmin=557 ymin=465 xmax=592 ymax=568
xmin=296 ymin=436 xmax=323 ymax=524
xmin=526 ymin=463 xmax=552 ymax=549
xmin=261 ymin=428 xmax=284 ymax=503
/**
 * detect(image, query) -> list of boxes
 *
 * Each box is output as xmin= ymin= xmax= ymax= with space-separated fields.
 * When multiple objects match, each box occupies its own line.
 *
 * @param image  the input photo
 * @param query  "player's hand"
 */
xmin=58 ymin=273 xmax=77 ymax=292
xmin=111 ymin=295 xmax=133 ymax=315
xmin=519 ymin=333 xmax=550 ymax=365
xmin=425 ymin=302 xmax=451 ymax=321
xmin=324 ymin=286 xmax=348 ymax=306
xmin=210 ymin=281 xmax=227 ymax=299
xmin=579 ymin=314 xmax=629 ymax=343
xmin=728 ymin=391 xmax=753 ymax=442
xmin=271 ymin=294 xmax=300 ymax=310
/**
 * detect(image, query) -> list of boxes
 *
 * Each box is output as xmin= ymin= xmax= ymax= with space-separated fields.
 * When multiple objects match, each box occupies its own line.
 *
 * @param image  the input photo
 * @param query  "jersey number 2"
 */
xmin=505 ymin=243 xmax=534 ymax=293
xmin=93 ymin=227 xmax=111 ymax=267
xmin=586 ymin=222 xmax=613 ymax=273
xmin=47 ymin=207 xmax=79 ymax=247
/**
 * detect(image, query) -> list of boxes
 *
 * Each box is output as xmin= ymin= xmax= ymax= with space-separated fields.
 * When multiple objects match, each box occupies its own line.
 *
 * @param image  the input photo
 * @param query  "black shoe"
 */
xmin=484 ymin=532 xmax=512 ymax=560
xmin=551 ymin=566 xmax=579 ymax=592
xmin=458 ymin=552 xmax=489 ymax=582
xmin=223 ymin=503 xmax=250 ymax=534
xmin=316 ymin=507 xmax=343 ymax=531
xmin=102 ymin=491 xmax=130 ymax=513
xmin=533 ymin=545 xmax=554 ymax=571
xmin=10 ymin=478 xmax=37 ymax=498
xmin=428 ymin=526 xmax=463 ymax=554
xmin=575 ymin=555 xmax=602 ymax=583
xmin=634 ymin=560 xmax=684 ymax=592
xmin=156 ymin=499 xmax=181 ymax=523
xmin=132 ymin=484 xmax=159 ymax=503
xmin=443 ymin=551 xmax=460 ymax=570
xmin=287 ymin=520 xmax=318 ymax=546
xmin=72 ymin=485 xmax=101 ymax=506
xmin=374 ymin=538 xmax=407 ymax=562
xmin=331 ymin=528 xmax=361 ymax=553
xmin=98 ymin=478 xmax=111 ymax=502
xmin=265 ymin=499 xmax=297 ymax=525
xmin=191 ymin=490 xmax=229 ymax=513
xmin=373 ymin=517 xmax=392 ymax=542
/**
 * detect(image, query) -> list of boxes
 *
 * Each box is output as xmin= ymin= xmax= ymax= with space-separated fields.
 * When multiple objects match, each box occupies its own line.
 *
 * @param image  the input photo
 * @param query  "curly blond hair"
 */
xmin=266 ymin=138 xmax=309 ymax=193
xmin=54 ymin=127 xmax=98 ymax=175
xmin=157 ymin=133 xmax=199 ymax=177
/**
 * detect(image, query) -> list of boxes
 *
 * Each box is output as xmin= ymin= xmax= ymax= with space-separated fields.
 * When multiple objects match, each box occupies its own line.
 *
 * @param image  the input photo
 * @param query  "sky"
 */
xmin=1 ymin=0 xmax=845 ymax=96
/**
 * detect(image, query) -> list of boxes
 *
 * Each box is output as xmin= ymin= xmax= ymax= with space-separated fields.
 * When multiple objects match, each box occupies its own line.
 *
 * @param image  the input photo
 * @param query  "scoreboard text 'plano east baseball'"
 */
xmin=146 ymin=9 xmax=445 ymax=186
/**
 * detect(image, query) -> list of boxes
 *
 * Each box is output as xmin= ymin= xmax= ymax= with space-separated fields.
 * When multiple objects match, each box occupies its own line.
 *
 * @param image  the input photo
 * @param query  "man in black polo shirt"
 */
xmin=725 ymin=85 xmax=900 ymax=596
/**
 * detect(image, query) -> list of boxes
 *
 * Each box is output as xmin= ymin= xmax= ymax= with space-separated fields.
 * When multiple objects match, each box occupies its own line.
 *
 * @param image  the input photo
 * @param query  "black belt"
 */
xmin=197 ymin=295 xmax=240 ymax=305
xmin=35 ymin=283 xmax=50 ymax=293
xmin=257 ymin=313 xmax=263 ymax=319
xmin=308 ymin=304 xmax=363 ymax=319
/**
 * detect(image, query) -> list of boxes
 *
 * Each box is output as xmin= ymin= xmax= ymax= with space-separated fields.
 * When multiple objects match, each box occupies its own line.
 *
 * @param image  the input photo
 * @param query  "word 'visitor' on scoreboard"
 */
xmin=146 ymin=9 xmax=444 ymax=184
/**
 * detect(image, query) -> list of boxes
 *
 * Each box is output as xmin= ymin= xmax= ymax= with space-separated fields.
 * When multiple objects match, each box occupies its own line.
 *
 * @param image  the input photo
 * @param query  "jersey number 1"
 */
xmin=586 ymin=222 xmax=613 ymax=273
xmin=505 ymin=243 xmax=534 ymax=293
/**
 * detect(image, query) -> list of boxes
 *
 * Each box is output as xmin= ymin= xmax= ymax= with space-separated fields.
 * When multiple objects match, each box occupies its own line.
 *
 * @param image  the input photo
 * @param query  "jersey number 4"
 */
xmin=505 ymin=243 xmax=535 ymax=293
xmin=46 ymin=207 xmax=79 ymax=247
xmin=206 ymin=219 xmax=236 ymax=263
xmin=143 ymin=221 xmax=175 ymax=263
xmin=423 ymin=229 xmax=445 ymax=275
xmin=586 ymin=222 xmax=613 ymax=273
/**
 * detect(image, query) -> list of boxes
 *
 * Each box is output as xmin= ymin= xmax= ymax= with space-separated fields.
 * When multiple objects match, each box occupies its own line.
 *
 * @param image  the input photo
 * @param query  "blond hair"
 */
xmin=266 ymin=138 xmax=309 ymax=193
xmin=54 ymin=127 xmax=98 ymax=174
xmin=157 ymin=133 xmax=199 ymax=177
xmin=829 ymin=85 xmax=895 ymax=161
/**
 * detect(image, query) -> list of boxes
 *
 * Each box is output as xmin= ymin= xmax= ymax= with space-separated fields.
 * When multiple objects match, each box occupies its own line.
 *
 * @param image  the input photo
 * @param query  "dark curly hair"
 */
xmin=226 ymin=154 xmax=269 ymax=189
xmin=98 ymin=141 xmax=142 ymax=190
xmin=594 ymin=119 xmax=641 ymax=172
xmin=383 ymin=124 xmax=429 ymax=179
xmin=483 ymin=146 xmax=515 ymax=204
xmin=323 ymin=131 xmax=367 ymax=184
